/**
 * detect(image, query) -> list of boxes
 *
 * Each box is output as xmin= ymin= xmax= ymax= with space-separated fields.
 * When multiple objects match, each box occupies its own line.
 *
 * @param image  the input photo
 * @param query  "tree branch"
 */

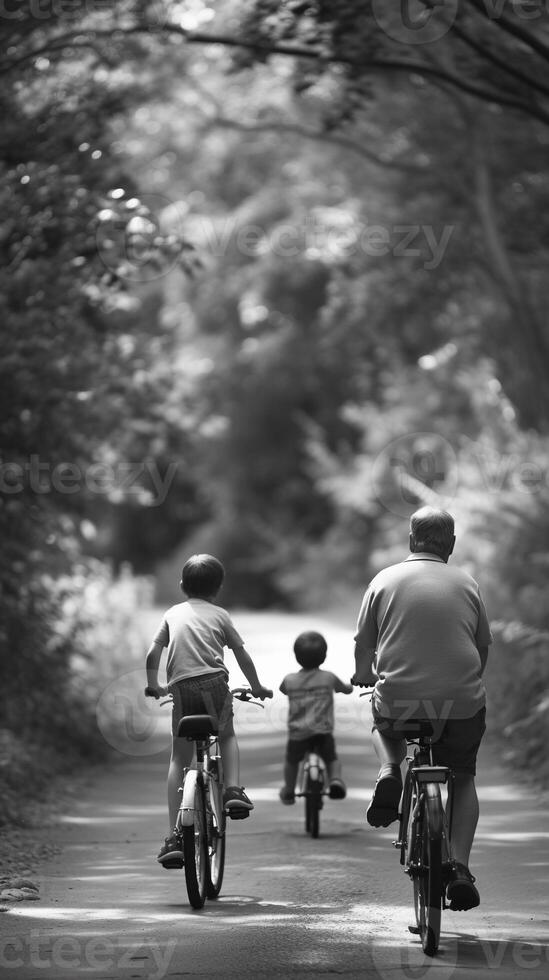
xmin=450 ymin=18 xmax=549 ymax=100
xmin=204 ymin=115 xmax=430 ymax=175
xmin=2 ymin=22 xmax=549 ymax=126
xmin=466 ymin=0 xmax=549 ymax=64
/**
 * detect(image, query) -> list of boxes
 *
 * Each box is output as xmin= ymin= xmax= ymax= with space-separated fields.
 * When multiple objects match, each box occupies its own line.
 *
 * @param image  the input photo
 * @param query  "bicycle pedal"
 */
xmin=161 ymin=857 xmax=184 ymax=870
xmin=225 ymin=806 xmax=250 ymax=820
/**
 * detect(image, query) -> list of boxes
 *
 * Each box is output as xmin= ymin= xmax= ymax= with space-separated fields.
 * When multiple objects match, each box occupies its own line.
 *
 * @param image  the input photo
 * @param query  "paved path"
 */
xmin=1 ymin=611 xmax=548 ymax=979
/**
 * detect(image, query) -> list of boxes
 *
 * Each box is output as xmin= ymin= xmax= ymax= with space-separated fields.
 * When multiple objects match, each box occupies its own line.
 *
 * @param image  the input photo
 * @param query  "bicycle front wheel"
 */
xmin=206 ymin=792 xmax=226 ymax=899
xmin=412 ymin=786 xmax=443 ymax=956
xmin=183 ymin=776 xmax=208 ymax=909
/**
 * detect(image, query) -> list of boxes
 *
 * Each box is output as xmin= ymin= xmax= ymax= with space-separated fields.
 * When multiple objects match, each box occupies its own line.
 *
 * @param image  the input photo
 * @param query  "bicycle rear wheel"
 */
xmin=305 ymin=779 xmax=322 ymax=838
xmin=183 ymin=776 xmax=208 ymax=909
xmin=411 ymin=786 xmax=443 ymax=956
xmin=206 ymin=791 xmax=226 ymax=899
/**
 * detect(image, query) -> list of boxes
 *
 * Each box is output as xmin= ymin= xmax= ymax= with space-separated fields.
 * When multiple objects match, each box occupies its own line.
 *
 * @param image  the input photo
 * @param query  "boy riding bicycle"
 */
xmin=352 ymin=507 xmax=491 ymax=911
xmin=279 ymin=631 xmax=353 ymax=804
xmin=145 ymin=553 xmax=272 ymax=867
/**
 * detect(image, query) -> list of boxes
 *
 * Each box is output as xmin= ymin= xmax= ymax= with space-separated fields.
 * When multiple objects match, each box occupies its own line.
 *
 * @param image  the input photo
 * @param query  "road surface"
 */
xmin=1 ymin=611 xmax=548 ymax=979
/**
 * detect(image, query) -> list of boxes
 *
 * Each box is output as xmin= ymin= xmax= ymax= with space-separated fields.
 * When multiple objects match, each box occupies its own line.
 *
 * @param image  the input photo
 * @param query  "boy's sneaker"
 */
xmin=223 ymin=786 xmax=253 ymax=819
xmin=366 ymin=764 xmax=402 ymax=827
xmin=157 ymin=832 xmax=184 ymax=869
xmin=279 ymin=787 xmax=295 ymax=805
xmin=329 ymin=778 xmax=347 ymax=800
xmin=446 ymin=863 xmax=480 ymax=911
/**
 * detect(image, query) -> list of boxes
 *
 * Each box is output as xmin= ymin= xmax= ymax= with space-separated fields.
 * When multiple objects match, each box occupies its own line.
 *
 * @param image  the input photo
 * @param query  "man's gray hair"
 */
xmin=410 ymin=506 xmax=455 ymax=558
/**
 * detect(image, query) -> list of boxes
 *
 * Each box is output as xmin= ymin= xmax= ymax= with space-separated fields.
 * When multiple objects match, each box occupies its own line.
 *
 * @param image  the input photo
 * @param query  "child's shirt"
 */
xmin=153 ymin=598 xmax=244 ymax=687
xmin=280 ymin=668 xmax=349 ymax=739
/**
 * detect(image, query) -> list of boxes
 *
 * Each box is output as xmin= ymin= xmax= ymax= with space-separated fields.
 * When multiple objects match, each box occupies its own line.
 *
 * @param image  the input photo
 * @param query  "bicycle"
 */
xmin=357 ymin=690 xmax=455 ymax=957
xmin=295 ymin=740 xmax=328 ymax=839
xmin=145 ymin=685 xmax=267 ymax=909
xmin=395 ymin=726 xmax=455 ymax=956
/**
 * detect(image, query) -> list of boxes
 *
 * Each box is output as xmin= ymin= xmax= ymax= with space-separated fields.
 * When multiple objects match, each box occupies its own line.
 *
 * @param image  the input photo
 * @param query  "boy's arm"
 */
xmin=333 ymin=674 xmax=354 ymax=695
xmin=145 ymin=641 xmax=168 ymax=697
xmin=231 ymin=645 xmax=273 ymax=699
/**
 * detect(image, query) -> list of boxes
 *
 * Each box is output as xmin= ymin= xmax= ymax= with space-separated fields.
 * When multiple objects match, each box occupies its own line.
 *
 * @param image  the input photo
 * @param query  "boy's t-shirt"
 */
xmin=153 ymin=598 xmax=244 ymax=687
xmin=280 ymin=668 xmax=349 ymax=739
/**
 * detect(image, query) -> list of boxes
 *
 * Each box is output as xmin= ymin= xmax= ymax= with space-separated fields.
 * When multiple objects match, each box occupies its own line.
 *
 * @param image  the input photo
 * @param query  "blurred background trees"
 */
xmin=2 ymin=0 xmax=549 ymax=806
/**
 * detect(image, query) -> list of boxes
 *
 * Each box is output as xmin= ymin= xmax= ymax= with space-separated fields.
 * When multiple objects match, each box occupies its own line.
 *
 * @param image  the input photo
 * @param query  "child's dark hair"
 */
xmin=293 ymin=631 xmax=327 ymax=669
xmin=181 ymin=554 xmax=225 ymax=598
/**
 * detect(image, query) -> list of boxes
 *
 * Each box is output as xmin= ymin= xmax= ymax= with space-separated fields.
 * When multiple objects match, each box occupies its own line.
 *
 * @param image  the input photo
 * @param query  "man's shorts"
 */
xmin=171 ymin=672 xmax=234 ymax=738
xmin=371 ymin=706 xmax=486 ymax=775
xmin=286 ymin=733 xmax=337 ymax=765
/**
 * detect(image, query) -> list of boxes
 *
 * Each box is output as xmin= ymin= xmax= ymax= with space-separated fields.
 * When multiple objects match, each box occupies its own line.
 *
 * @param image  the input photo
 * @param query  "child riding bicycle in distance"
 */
xmin=145 ymin=553 xmax=272 ymax=867
xmin=279 ymin=631 xmax=353 ymax=804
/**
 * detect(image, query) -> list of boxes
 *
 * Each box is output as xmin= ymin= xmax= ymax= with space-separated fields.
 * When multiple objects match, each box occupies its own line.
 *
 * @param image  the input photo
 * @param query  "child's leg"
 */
xmin=168 ymin=736 xmax=193 ymax=831
xmin=327 ymin=758 xmax=343 ymax=781
xmin=283 ymin=759 xmax=299 ymax=793
xmin=219 ymin=724 xmax=240 ymax=788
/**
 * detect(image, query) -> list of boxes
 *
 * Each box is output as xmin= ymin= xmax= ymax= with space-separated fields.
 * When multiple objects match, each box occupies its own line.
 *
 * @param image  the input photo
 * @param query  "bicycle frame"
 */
xmin=396 ymin=738 xmax=456 ymax=956
xmin=180 ymin=735 xmax=223 ymax=830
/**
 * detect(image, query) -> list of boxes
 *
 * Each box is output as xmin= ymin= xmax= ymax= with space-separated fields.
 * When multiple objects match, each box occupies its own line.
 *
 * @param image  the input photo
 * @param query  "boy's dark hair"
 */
xmin=181 ymin=554 xmax=225 ymax=598
xmin=410 ymin=506 xmax=455 ymax=559
xmin=293 ymin=631 xmax=327 ymax=669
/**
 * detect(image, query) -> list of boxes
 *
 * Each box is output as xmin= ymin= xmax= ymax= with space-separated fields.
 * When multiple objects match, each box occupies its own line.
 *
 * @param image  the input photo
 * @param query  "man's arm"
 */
xmin=352 ymin=584 xmax=379 ymax=686
xmin=477 ymin=645 xmax=489 ymax=676
xmin=231 ymin=645 xmax=273 ymax=699
xmin=351 ymin=643 xmax=378 ymax=687
xmin=145 ymin=641 xmax=168 ymax=697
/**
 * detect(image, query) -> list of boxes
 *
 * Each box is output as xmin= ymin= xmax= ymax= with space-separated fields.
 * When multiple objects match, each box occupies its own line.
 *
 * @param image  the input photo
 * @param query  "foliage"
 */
xmin=2 ymin=0 xmax=549 ymax=797
xmin=0 ymin=562 xmax=152 ymax=826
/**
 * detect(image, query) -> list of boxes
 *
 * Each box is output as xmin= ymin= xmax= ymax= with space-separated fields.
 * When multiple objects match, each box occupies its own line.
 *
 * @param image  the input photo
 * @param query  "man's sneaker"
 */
xmin=366 ymin=764 xmax=402 ymax=827
xmin=279 ymin=787 xmax=295 ymax=805
xmin=446 ymin=863 xmax=480 ymax=911
xmin=223 ymin=785 xmax=253 ymax=819
xmin=157 ymin=832 xmax=184 ymax=869
xmin=329 ymin=778 xmax=347 ymax=800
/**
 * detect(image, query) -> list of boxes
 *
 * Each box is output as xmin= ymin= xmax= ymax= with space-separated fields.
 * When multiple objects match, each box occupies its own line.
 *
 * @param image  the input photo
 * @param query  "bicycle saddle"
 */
xmin=178 ymin=714 xmax=219 ymax=738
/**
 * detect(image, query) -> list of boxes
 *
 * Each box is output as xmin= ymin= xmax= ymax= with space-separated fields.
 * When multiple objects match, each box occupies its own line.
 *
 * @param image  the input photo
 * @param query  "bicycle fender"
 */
xmin=180 ymin=770 xmax=199 ymax=827
xmin=425 ymin=783 xmax=444 ymax=839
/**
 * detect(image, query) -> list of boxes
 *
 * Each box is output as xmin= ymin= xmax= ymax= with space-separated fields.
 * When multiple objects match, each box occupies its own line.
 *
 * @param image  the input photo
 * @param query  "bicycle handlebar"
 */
xmin=230 ymin=687 xmax=271 ymax=708
xmin=144 ymin=685 xmax=272 ymax=708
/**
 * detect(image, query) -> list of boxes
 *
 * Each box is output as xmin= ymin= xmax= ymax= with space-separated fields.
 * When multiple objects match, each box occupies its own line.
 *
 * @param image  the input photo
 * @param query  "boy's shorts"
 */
xmin=171 ymin=672 xmax=234 ymax=737
xmin=286 ymin=733 xmax=337 ymax=765
xmin=371 ymin=706 xmax=486 ymax=776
